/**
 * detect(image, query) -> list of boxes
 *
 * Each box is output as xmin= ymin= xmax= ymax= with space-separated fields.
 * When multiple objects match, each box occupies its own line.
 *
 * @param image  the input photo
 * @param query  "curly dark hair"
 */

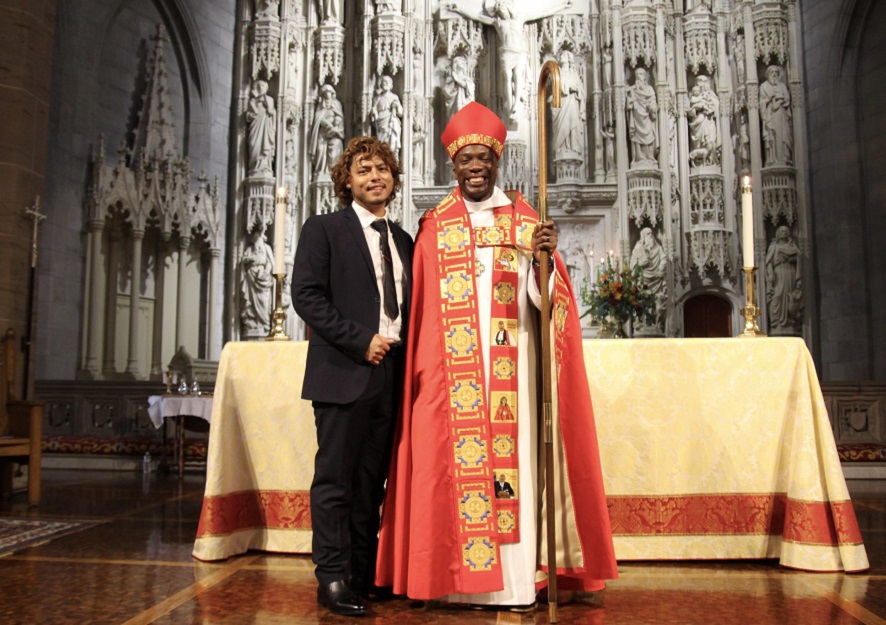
xmin=331 ymin=136 xmax=402 ymax=206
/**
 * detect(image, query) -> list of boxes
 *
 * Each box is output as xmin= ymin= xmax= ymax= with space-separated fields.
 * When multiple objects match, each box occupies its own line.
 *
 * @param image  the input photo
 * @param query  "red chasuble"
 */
xmin=376 ymin=188 xmax=618 ymax=600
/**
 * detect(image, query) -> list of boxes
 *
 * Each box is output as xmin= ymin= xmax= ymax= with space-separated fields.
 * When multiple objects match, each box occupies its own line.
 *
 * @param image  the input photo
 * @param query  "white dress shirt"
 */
xmin=352 ymin=201 xmax=405 ymax=342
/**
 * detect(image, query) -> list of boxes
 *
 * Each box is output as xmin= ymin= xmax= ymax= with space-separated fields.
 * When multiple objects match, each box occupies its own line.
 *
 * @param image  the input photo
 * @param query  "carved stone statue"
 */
xmin=631 ymin=227 xmax=667 ymax=296
xmin=552 ymin=49 xmax=585 ymax=158
xmin=317 ymin=0 xmax=342 ymax=23
xmin=443 ymin=55 xmax=475 ymax=119
xmin=371 ymin=74 xmax=403 ymax=153
xmin=687 ymin=74 xmax=720 ymax=167
xmin=734 ymin=113 xmax=750 ymax=172
xmin=240 ymin=228 xmax=275 ymax=333
xmin=256 ymin=0 xmax=279 ymax=20
xmin=561 ymin=236 xmax=589 ymax=289
xmin=631 ymin=227 xmax=667 ymax=327
xmin=626 ymin=68 xmax=658 ymax=166
xmin=765 ymin=225 xmax=802 ymax=330
xmin=446 ymin=0 xmax=572 ymax=121
xmin=375 ymin=0 xmax=399 ymax=13
xmin=760 ymin=65 xmax=793 ymax=166
xmin=687 ymin=0 xmax=712 ymax=13
xmin=602 ymin=46 xmax=616 ymax=180
xmin=246 ymin=80 xmax=276 ymax=175
xmin=412 ymin=110 xmax=426 ymax=178
xmin=733 ymin=32 xmax=746 ymax=85
xmin=310 ymin=84 xmax=344 ymax=179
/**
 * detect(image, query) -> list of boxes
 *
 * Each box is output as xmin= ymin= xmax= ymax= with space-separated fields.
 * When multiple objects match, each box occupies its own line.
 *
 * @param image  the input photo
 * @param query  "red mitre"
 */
xmin=440 ymin=101 xmax=507 ymax=161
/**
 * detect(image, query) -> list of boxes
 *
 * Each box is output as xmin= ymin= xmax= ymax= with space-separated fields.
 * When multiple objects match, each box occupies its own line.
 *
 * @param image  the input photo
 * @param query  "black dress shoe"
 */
xmin=317 ymin=580 xmax=366 ymax=616
xmin=358 ymin=584 xmax=397 ymax=602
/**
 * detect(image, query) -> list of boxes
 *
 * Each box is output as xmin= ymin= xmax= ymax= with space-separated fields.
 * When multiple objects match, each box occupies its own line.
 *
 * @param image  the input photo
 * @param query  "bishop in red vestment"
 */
xmin=376 ymin=102 xmax=617 ymax=608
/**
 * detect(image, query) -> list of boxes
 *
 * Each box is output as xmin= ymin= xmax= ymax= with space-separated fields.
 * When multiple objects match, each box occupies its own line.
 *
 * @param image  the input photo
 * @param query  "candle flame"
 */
xmin=277 ymin=186 xmax=287 ymax=200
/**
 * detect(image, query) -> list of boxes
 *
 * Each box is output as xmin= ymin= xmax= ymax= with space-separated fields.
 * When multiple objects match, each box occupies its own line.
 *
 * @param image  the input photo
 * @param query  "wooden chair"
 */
xmin=0 ymin=328 xmax=42 ymax=505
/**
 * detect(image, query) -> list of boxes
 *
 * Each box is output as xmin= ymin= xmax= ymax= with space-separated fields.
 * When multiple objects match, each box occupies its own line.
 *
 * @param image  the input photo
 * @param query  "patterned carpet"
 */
xmin=0 ymin=517 xmax=104 ymax=558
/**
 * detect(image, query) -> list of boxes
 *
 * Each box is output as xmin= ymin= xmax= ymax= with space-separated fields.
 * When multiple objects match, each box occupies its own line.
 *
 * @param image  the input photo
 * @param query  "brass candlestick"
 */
xmin=740 ymin=267 xmax=766 ymax=337
xmin=265 ymin=273 xmax=290 ymax=341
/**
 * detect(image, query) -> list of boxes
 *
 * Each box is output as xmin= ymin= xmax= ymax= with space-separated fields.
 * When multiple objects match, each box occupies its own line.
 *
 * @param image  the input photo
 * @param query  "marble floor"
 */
xmin=0 ymin=469 xmax=884 ymax=624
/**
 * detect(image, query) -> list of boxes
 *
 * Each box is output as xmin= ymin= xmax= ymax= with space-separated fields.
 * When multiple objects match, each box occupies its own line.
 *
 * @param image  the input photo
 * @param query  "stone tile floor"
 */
xmin=0 ymin=469 xmax=883 ymax=624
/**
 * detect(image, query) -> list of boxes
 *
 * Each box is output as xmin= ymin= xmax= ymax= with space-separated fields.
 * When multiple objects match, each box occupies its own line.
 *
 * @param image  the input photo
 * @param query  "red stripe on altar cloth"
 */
xmin=607 ymin=494 xmax=864 ymax=547
xmin=196 ymin=490 xmax=312 ymax=537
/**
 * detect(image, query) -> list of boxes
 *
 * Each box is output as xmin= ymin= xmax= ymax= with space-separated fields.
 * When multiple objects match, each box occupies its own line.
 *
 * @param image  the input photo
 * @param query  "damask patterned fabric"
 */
xmin=193 ymin=342 xmax=315 ymax=561
xmin=585 ymin=337 xmax=868 ymax=572
xmin=193 ymin=338 xmax=868 ymax=572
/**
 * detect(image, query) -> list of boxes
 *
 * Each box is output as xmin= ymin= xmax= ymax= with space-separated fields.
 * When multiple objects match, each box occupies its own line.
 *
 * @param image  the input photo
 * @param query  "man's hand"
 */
xmin=365 ymin=334 xmax=396 ymax=365
xmin=532 ymin=220 xmax=558 ymax=262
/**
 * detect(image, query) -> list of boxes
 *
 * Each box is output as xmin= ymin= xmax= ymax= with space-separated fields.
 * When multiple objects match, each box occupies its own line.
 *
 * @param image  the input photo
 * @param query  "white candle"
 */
xmin=741 ymin=176 xmax=754 ymax=268
xmin=275 ymin=187 xmax=287 ymax=275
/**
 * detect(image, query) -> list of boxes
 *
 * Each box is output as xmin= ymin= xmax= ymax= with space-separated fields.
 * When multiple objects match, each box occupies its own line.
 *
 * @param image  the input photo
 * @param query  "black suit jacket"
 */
xmin=292 ymin=205 xmax=413 ymax=404
xmin=495 ymin=481 xmax=515 ymax=498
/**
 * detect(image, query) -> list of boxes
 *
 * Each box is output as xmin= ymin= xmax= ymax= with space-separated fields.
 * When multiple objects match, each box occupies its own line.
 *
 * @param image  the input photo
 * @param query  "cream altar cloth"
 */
xmin=193 ymin=338 xmax=868 ymax=572
xmin=193 ymin=342 xmax=315 ymax=561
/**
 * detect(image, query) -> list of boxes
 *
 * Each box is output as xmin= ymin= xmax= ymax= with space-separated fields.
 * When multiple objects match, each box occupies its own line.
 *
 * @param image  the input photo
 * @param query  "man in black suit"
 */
xmin=292 ymin=136 xmax=413 ymax=617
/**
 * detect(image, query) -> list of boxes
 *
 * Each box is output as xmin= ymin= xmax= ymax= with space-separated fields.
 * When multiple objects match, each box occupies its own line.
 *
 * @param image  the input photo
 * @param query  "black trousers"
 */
xmin=310 ymin=353 xmax=399 ymax=587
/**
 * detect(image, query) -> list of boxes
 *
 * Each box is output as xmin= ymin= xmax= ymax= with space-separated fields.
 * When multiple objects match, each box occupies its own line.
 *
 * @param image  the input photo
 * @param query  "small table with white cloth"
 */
xmin=147 ymin=394 xmax=213 ymax=478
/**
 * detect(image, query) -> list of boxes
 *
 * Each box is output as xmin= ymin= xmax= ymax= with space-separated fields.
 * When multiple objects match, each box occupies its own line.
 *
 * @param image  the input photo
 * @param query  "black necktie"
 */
xmin=370 ymin=219 xmax=399 ymax=320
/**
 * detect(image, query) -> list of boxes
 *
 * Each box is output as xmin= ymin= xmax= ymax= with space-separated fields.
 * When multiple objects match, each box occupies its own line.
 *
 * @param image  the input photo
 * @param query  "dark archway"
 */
xmin=683 ymin=294 xmax=732 ymax=338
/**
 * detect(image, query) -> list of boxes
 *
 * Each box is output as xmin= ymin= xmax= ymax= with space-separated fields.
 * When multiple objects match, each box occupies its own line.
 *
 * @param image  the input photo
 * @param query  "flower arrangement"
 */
xmin=580 ymin=254 xmax=656 ymax=336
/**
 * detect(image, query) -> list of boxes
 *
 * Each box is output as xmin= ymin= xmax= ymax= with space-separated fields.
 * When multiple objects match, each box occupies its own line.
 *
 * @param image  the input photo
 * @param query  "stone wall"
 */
xmin=36 ymin=0 xmax=237 ymax=380
xmin=801 ymin=0 xmax=886 ymax=380
xmin=0 ymin=0 xmax=57 ymax=398
xmin=13 ymin=0 xmax=886 ymax=385
xmin=857 ymin=1 xmax=886 ymax=380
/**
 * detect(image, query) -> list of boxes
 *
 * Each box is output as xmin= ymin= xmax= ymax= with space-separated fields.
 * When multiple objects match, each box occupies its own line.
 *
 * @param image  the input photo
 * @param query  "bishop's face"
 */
xmin=453 ymin=144 xmax=499 ymax=202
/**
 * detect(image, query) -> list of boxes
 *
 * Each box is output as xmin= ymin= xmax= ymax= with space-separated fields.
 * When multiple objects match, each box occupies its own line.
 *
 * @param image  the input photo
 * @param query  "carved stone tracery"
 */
xmin=251 ymin=8 xmax=282 ymax=80
xmin=622 ymin=5 xmax=656 ymax=68
xmin=83 ymin=24 xmax=222 ymax=377
xmin=373 ymin=10 xmax=407 ymax=76
xmin=314 ymin=22 xmax=345 ymax=85
xmin=224 ymin=0 xmax=812 ymax=341
xmin=627 ymin=169 xmax=663 ymax=228
xmin=753 ymin=3 xmax=789 ymax=65
xmin=683 ymin=11 xmax=717 ymax=75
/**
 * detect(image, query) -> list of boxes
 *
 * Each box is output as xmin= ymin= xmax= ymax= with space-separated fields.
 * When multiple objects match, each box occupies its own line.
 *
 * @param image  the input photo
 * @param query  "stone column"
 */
xmin=786 ymin=0 xmax=811 ymax=336
xmin=150 ymin=239 xmax=167 ymax=378
xmin=82 ymin=219 xmax=106 ymax=378
xmin=207 ymin=249 xmax=221 ymax=360
xmin=715 ymin=9 xmax=735 ymax=225
xmin=612 ymin=0 xmax=630 ymax=258
xmin=126 ymin=229 xmax=145 ymax=376
xmin=102 ymin=227 xmax=120 ymax=376
xmin=175 ymin=237 xmax=191 ymax=350
xmin=673 ymin=13 xmax=691 ymax=275
xmin=591 ymin=2 xmax=605 ymax=183
xmin=655 ymin=2 xmax=672 ymax=239
xmin=743 ymin=3 xmax=763 ymax=263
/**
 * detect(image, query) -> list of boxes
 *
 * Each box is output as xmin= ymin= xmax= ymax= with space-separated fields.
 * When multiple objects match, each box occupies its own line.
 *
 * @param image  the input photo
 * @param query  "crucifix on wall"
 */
xmin=22 ymin=196 xmax=46 ymax=399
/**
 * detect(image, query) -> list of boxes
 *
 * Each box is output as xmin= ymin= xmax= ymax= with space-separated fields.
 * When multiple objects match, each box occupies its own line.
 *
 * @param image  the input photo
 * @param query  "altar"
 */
xmin=193 ymin=338 xmax=868 ymax=572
